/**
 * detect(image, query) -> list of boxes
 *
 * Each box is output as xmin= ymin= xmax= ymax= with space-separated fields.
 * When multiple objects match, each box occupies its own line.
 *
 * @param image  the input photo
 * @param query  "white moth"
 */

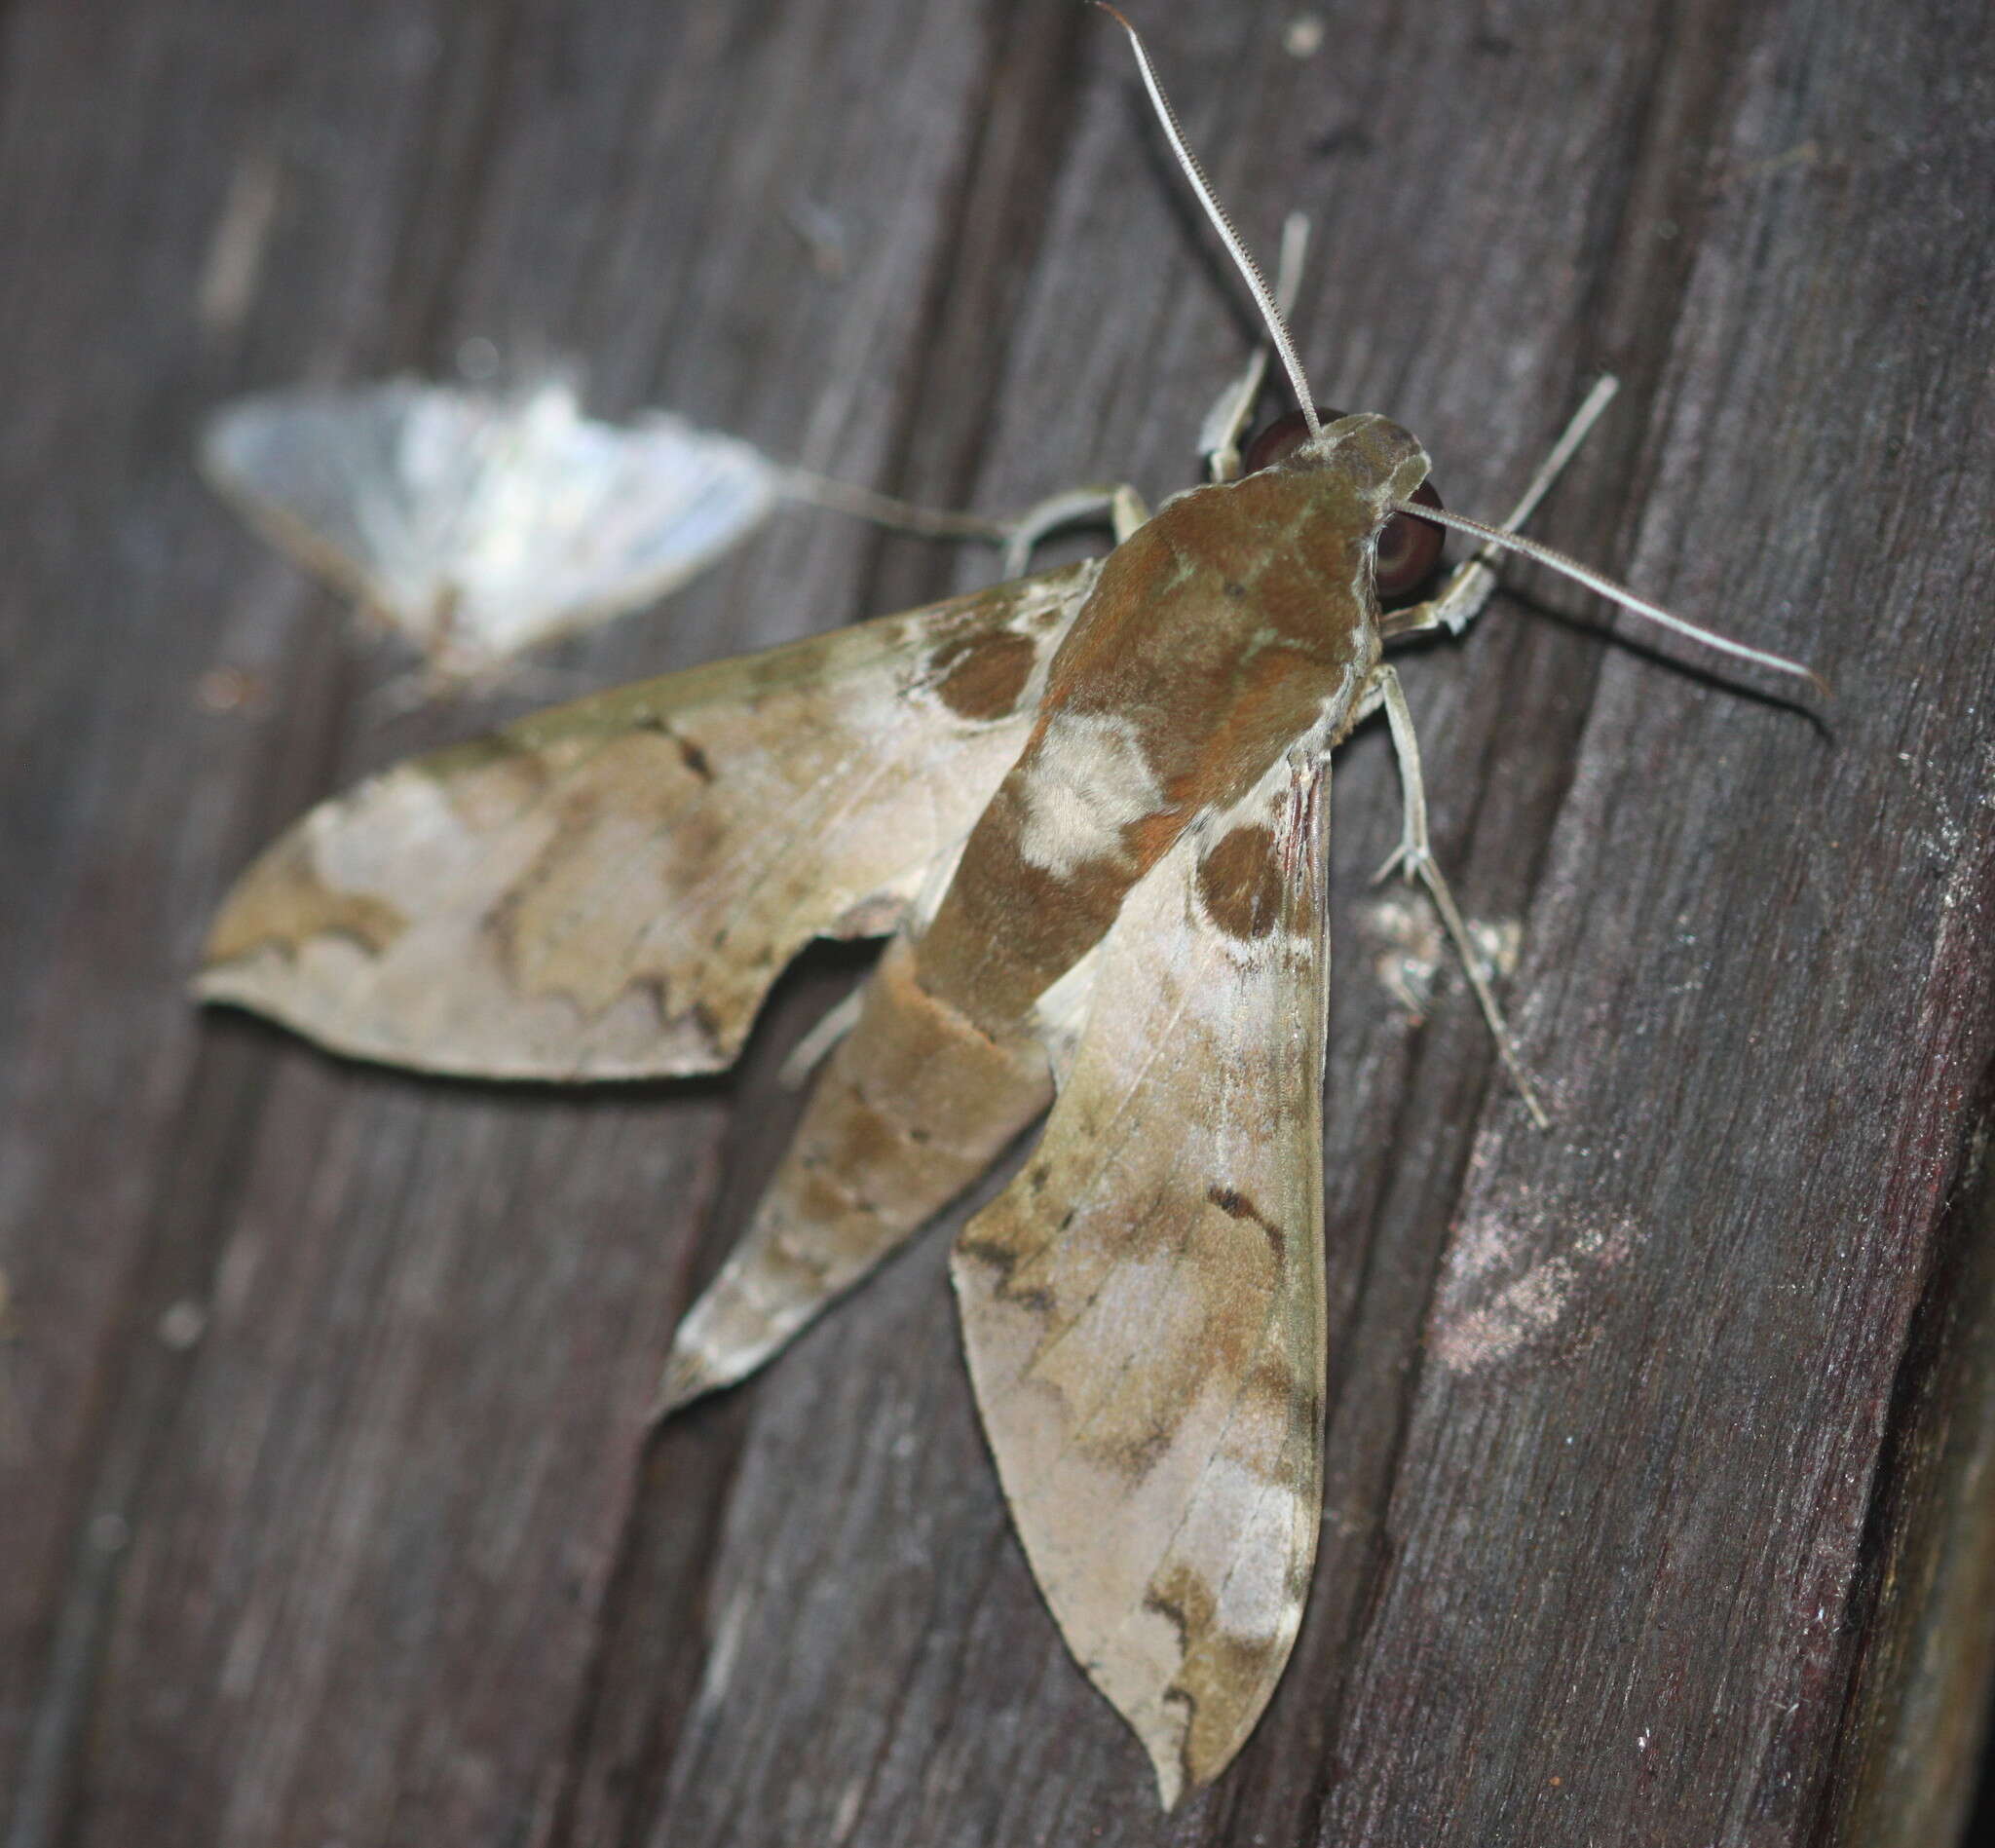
xmin=200 ymin=377 xmax=781 ymax=677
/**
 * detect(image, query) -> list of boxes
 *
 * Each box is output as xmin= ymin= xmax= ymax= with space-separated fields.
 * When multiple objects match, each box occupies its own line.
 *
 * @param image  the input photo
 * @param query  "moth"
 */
xmin=196 ymin=11 xmax=1816 ymax=1808
xmin=201 ymin=377 xmax=782 ymax=679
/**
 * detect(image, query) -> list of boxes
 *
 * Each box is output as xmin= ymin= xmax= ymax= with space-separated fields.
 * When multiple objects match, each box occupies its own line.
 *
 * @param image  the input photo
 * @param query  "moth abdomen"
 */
xmin=656 ymin=938 xmax=1053 ymax=1414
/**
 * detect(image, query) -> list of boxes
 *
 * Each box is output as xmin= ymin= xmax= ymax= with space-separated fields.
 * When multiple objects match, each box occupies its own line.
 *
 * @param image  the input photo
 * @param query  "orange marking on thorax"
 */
xmin=914 ymin=455 xmax=1385 ymax=1034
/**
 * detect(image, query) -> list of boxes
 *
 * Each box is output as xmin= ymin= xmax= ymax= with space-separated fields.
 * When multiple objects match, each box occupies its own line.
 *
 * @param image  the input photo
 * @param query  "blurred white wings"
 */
xmin=201 ymin=378 xmax=780 ymax=670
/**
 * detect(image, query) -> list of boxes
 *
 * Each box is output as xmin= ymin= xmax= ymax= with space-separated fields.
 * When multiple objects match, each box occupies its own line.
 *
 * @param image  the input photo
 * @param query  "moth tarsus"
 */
xmin=198 ymin=7 xmax=1820 ymax=1813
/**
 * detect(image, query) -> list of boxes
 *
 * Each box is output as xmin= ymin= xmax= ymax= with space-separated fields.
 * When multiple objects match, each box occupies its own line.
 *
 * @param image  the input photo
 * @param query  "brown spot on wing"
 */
xmin=1147 ymin=1558 xmax=1298 ymax=1797
xmin=955 ymin=1226 xmax=1057 ymax=1316
xmin=929 ymin=629 xmax=1038 ymax=721
xmin=1195 ymin=825 xmax=1284 ymax=940
xmin=205 ymin=831 xmax=407 ymax=962
xmin=1207 ymin=1186 xmax=1287 ymax=1255
xmin=664 ymin=726 xmax=714 ymax=781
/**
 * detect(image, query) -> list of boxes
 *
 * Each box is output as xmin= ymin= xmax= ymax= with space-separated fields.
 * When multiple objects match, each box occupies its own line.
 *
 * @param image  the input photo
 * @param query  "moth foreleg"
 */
xmin=782 ymin=466 xmax=1143 ymax=584
xmin=362 ymin=656 xmax=586 ymax=718
xmin=998 ymin=483 xmax=1149 ymax=580
xmin=1378 ymin=374 xmax=1620 ymax=646
xmin=776 ymin=989 xmax=864 ymax=1089
xmin=1368 ymin=664 xmax=1549 ymax=1128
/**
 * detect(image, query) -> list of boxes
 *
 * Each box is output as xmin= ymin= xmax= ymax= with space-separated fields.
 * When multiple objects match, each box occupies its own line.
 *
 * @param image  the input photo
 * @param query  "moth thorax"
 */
xmin=1245 ymin=406 xmax=1446 ymax=597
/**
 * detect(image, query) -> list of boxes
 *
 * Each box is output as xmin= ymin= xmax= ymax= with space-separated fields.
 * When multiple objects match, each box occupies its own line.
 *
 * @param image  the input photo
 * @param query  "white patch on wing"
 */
xmin=310 ymin=772 xmax=507 ymax=899
xmin=1061 ymin=1252 xmax=1182 ymax=1377
xmin=1194 ymin=1457 xmax=1308 ymax=1644
xmin=1014 ymin=710 xmax=1163 ymax=879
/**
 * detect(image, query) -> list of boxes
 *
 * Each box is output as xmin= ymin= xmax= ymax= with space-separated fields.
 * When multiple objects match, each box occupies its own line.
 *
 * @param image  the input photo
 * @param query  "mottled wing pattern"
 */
xmin=201 ymin=380 xmax=779 ymax=665
xmin=953 ymin=744 xmax=1332 ymax=1807
xmin=200 ymin=563 xmax=1099 ymax=1077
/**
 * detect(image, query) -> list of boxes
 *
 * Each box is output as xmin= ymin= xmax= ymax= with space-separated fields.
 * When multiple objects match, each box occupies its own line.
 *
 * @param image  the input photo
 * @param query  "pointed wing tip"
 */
xmin=650 ymin=1345 xmax=724 ymax=1423
xmin=190 ymin=963 xmax=239 ymax=1007
xmin=1143 ymin=1711 xmax=1251 ymax=1811
xmin=193 ymin=943 xmax=418 ymax=1069
xmin=192 ymin=950 xmax=282 ymax=1018
xmin=191 ymin=961 xmax=366 ymax=1066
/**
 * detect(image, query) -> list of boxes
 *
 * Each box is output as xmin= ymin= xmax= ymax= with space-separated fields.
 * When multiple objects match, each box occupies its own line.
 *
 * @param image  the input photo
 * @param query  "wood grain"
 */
xmin=2 ymin=0 xmax=1991 ymax=1843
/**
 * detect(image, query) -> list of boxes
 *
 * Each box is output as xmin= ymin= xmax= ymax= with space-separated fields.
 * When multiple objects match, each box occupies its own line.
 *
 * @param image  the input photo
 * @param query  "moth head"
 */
xmin=1245 ymin=406 xmax=1446 ymax=598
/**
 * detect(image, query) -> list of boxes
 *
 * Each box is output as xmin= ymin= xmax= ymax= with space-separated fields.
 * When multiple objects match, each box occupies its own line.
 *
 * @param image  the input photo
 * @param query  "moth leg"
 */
xmin=775 ymin=989 xmax=863 ymax=1089
xmin=363 ymin=656 xmax=587 ymax=716
xmin=783 ymin=465 xmax=1147 ymax=580
xmin=1109 ymin=484 xmax=1148 ymax=544
xmin=1200 ymin=211 xmax=1311 ymax=483
xmin=1340 ymin=674 xmax=1386 ymax=740
xmin=778 ymin=469 xmax=1011 ymax=545
xmin=1379 ymin=373 xmax=1619 ymax=645
xmin=998 ymin=483 xmax=1149 ymax=579
xmin=1368 ymin=664 xmax=1549 ymax=1128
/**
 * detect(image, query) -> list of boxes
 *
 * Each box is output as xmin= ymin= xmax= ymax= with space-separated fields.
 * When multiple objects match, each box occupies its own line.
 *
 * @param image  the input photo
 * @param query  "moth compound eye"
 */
xmin=1242 ymin=405 xmax=1344 ymax=474
xmin=1374 ymin=480 xmax=1445 ymax=597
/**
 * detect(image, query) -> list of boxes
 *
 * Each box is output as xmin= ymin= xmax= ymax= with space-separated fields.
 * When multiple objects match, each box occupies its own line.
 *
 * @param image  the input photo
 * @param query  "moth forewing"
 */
xmin=953 ymin=743 xmax=1334 ymax=1808
xmin=197 ymin=561 xmax=1100 ymax=1079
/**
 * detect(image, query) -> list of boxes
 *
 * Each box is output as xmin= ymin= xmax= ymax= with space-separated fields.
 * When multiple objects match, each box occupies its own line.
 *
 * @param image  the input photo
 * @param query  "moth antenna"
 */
xmin=1395 ymin=500 xmax=1828 ymax=695
xmin=1093 ymin=2 xmax=1322 ymax=442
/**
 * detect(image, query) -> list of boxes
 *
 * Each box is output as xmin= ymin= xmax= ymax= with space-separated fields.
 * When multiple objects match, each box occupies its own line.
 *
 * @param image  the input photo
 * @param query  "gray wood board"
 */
xmin=1 ymin=0 xmax=1991 ymax=1843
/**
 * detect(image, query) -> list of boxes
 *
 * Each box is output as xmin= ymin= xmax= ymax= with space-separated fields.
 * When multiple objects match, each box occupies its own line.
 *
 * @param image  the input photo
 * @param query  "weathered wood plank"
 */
xmin=1 ymin=0 xmax=1990 ymax=1844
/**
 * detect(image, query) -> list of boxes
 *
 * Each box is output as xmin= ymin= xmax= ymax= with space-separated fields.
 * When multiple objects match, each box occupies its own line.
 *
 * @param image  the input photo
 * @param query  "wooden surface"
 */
xmin=3 ymin=0 xmax=1992 ymax=1842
